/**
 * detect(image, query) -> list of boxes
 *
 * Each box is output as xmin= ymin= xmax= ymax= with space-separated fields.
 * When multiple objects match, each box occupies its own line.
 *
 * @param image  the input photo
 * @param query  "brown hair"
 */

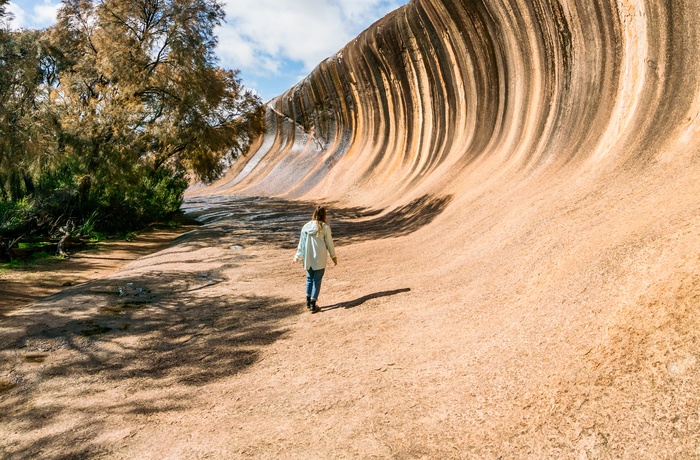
xmin=312 ymin=206 xmax=326 ymax=234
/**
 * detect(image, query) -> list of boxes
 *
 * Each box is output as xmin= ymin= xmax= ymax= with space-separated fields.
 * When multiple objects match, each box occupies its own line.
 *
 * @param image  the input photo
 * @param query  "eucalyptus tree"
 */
xmin=0 ymin=3 xmax=54 ymax=255
xmin=44 ymin=0 xmax=264 ymax=226
xmin=0 ymin=2 xmax=55 ymax=239
xmin=0 ymin=0 xmax=264 ymax=257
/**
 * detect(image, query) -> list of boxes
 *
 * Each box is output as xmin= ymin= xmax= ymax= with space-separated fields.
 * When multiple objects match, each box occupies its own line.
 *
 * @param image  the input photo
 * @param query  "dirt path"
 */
xmin=0 ymin=198 xmax=440 ymax=458
xmin=1 ymin=228 xmax=196 ymax=315
xmin=1 ymin=195 xmax=699 ymax=458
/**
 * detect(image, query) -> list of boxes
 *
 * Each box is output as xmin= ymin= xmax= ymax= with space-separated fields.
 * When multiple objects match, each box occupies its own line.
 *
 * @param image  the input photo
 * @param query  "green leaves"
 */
xmin=48 ymin=0 xmax=263 ymax=182
xmin=0 ymin=0 xmax=264 ymax=249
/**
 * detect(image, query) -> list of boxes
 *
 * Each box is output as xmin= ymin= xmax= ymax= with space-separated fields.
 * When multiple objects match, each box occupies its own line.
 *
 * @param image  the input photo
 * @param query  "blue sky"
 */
xmin=5 ymin=0 xmax=408 ymax=102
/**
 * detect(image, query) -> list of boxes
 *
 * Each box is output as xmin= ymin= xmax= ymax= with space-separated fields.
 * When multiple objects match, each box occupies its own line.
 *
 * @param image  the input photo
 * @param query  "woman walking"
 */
xmin=293 ymin=206 xmax=338 ymax=313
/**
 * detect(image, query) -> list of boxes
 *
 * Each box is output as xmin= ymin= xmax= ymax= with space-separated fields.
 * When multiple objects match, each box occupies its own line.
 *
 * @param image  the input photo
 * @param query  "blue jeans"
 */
xmin=306 ymin=268 xmax=325 ymax=300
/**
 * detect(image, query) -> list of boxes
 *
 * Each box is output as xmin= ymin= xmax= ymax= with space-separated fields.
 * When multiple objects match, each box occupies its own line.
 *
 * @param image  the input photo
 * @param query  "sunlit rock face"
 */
xmin=192 ymin=1 xmax=700 ymax=454
xmin=213 ymin=0 xmax=698 ymax=205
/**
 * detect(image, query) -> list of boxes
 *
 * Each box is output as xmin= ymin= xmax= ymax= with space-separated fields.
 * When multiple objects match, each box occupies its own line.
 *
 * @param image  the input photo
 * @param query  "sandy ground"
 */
xmin=2 ymin=0 xmax=699 ymax=456
xmin=0 ymin=229 xmax=195 ymax=315
xmin=1 ymin=189 xmax=699 ymax=459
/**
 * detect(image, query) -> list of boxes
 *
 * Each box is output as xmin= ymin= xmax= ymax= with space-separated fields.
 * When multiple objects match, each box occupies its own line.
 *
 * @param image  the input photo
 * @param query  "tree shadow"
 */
xmin=179 ymin=193 xmax=453 ymax=250
xmin=321 ymin=288 xmax=411 ymax=311
xmin=1 ymin=271 xmax=298 ymax=459
xmin=1 ymin=194 xmax=451 ymax=458
xmin=5 ymin=272 xmax=296 ymax=387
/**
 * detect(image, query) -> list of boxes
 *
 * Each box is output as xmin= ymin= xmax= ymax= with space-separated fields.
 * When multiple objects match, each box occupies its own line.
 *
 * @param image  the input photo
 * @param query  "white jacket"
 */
xmin=294 ymin=220 xmax=336 ymax=270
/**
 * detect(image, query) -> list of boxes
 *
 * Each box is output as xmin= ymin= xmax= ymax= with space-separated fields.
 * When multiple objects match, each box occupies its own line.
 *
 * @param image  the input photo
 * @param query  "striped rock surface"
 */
xmin=190 ymin=0 xmax=700 ymax=456
xmin=209 ymin=0 xmax=698 ymax=207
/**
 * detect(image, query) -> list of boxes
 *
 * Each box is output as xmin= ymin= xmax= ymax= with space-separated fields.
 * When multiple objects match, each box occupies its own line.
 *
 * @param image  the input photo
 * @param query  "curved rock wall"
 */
xmin=188 ymin=1 xmax=700 ymax=453
xmin=210 ymin=0 xmax=698 ymax=207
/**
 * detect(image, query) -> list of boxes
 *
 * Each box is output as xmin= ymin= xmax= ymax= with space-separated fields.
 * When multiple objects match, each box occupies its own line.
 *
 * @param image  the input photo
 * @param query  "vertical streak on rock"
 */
xmin=218 ymin=0 xmax=699 ymax=208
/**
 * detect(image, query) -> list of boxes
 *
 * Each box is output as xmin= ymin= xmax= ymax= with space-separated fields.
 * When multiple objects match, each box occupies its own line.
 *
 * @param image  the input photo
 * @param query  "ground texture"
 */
xmin=2 ymin=192 xmax=699 ymax=458
xmin=2 ymin=0 xmax=700 ymax=457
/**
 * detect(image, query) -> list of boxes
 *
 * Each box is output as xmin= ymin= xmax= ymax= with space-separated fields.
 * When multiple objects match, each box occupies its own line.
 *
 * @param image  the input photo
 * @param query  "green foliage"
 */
xmin=45 ymin=0 xmax=264 ymax=186
xmin=17 ymin=241 xmax=52 ymax=249
xmin=30 ymin=250 xmax=56 ymax=260
xmin=0 ymin=198 xmax=34 ymax=235
xmin=88 ymin=232 xmax=107 ymax=242
xmin=0 ymin=0 xmax=264 ymax=257
xmin=124 ymin=232 xmax=139 ymax=242
xmin=0 ymin=28 xmax=52 ymax=203
xmin=0 ymin=249 xmax=58 ymax=269
xmin=0 ymin=259 xmax=23 ymax=271
xmin=94 ymin=167 xmax=189 ymax=231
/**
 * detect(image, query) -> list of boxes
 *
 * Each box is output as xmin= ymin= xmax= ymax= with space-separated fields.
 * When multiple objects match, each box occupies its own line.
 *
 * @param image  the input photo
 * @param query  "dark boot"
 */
xmin=310 ymin=299 xmax=320 ymax=313
xmin=306 ymin=296 xmax=311 ymax=309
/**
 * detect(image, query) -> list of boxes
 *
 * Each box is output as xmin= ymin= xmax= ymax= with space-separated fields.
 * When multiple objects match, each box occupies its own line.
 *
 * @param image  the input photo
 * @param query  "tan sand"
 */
xmin=2 ymin=0 xmax=700 ymax=457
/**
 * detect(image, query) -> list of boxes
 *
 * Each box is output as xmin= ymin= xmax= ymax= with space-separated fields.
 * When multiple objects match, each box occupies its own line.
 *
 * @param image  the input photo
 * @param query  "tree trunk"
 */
xmin=78 ymin=174 xmax=92 ymax=213
xmin=0 ymin=238 xmax=10 ymax=261
xmin=56 ymin=222 xmax=73 ymax=257
xmin=23 ymin=173 xmax=35 ymax=195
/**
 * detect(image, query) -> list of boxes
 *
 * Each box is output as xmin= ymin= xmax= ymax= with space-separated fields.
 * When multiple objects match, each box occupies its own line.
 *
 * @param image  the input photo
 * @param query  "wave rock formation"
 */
xmin=213 ymin=0 xmax=698 ymax=206
xmin=193 ymin=0 xmax=700 ymax=454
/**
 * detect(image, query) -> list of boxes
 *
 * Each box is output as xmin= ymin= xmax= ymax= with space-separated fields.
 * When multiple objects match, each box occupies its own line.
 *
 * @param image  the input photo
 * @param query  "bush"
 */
xmin=0 ymin=197 xmax=35 ymax=236
xmin=95 ymin=167 xmax=189 ymax=232
xmin=0 ymin=164 xmax=188 ymax=260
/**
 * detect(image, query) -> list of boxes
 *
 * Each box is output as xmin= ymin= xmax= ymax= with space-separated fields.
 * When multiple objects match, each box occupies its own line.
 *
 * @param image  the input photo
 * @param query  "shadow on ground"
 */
xmin=321 ymin=288 xmax=411 ymax=311
xmin=1 ymin=270 xmax=297 ymax=459
xmin=4 ymin=272 xmax=296 ymax=387
xmin=1 ymin=194 xmax=445 ymax=459
xmin=179 ymin=194 xmax=453 ymax=249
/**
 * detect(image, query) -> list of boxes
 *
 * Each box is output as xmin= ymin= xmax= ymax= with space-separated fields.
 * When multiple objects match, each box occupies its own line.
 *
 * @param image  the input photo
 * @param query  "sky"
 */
xmin=5 ymin=0 xmax=409 ymax=102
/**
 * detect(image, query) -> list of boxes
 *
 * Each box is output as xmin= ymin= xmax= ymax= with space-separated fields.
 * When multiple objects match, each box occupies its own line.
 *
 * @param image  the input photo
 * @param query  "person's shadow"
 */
xmin=321 ymin=288 xmax=411 ymax=311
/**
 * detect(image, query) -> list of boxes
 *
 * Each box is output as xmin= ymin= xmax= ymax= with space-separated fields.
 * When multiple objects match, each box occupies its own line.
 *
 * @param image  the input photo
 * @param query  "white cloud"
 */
xmin=7 ymin=0 xmax=60 ymax=29
xmin=333 ymin=0 xmax=399 ymax=23
xmin=216 ymin=0 xmax=406 ymax=77
xmin=33 ymin=0 xmax=60 ymax=26
xmin=6 ymin=2 xmax=27 ymax=29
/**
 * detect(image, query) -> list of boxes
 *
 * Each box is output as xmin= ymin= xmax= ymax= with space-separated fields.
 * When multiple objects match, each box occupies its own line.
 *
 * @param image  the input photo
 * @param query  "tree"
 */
xmin=0 ymin=29 xmax=52 ymax=201
xmin=0 ymin=0 xmax=264 ymax=256
xmin=45 ymin=0 xmax=263 ymax=221
xmin=0 ymin=0 xmax=11 ymax=24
